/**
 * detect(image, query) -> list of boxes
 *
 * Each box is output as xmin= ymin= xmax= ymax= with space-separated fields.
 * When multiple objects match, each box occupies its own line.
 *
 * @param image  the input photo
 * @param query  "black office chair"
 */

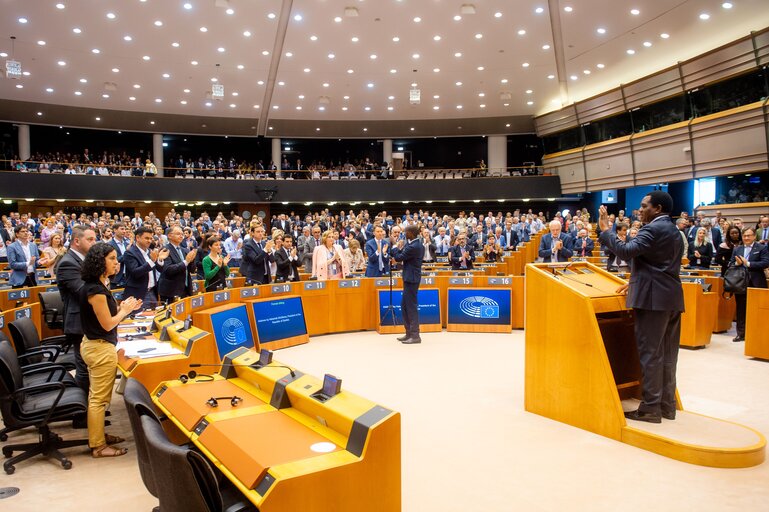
xmin=123 ymin=378 xmax=163 ymax=500
xmin=38 ymin=291 xmax=65 ymax=332
xmin=8 ymin=316 xmax=76 ymax=370
xmin=0 ymin=340 xmax=88 ymax=474
xmin=141 ymin=415 xmax=256 ymax=512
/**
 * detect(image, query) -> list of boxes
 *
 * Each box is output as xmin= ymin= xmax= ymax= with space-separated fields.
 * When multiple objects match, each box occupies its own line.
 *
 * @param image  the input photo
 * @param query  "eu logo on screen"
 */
xmin=459 ymin=296 xmax=500 ymax=319
xmin=221 ymin=317 xmax=247 ymax=346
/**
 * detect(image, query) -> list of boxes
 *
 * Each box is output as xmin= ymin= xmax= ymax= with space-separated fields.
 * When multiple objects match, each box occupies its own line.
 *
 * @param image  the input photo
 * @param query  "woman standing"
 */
xmin=715 ymin=225 xmax=741 ymax=275
xmin=79 ymin=242 xmax=141 ymax=457
xmin=687 ymin=228 xmax=713 ymax=269
xmin=202 ymin=238 xmax=231 ymax=291
xmin=40 ymin=218 xmax=59 ymax=249
xmin=483 ymin=238 xmax=502 ymax=262
xmin=343 ymin=239 xmax=365 ymax=272
xmin=312 ymin=230 xmax=349 ymax=280
xmin=42 ymin=232 xmax=66 ymax=279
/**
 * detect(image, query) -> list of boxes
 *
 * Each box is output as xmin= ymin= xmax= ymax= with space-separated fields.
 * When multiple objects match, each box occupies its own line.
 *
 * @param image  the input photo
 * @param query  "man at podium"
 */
xmin=598 ymin=192 xmax=684 ymax=424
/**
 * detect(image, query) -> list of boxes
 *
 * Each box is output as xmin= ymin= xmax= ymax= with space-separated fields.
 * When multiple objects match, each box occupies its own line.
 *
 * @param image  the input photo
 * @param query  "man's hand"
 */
xmin=555 ymin=239 xmax=563 ymax=250
xmin=185 ymin=248 xmax=197 ymax=263
xmin=615 ymin=283 xmax=629 ymax=295
xmin=598 ymin=205 xmax=610 ymax=232
xmin=149 ymin=249 xmax=159 ymax=262
xmin=735 ymin=255 xmax=745 ymax=266
xmin=158 ymin=248 xmax=170 ymax=261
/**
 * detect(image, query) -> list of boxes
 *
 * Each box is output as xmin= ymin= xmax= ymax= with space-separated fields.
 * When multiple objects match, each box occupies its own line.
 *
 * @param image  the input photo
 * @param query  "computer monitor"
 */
xmin=322 ymin=374 xmax=342 ymax=398
xmin=209 ymin=305 xmax=255 ymax=359
xmin=251 ymin=296 xmax=308 ymax=344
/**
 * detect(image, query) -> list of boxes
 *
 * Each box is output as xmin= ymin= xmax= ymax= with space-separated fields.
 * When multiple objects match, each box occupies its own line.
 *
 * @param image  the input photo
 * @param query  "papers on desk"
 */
xmin=117 ymin=338 xmax=182 ymax=359
xmin=121 ymin=320 xmax=153 ymax=328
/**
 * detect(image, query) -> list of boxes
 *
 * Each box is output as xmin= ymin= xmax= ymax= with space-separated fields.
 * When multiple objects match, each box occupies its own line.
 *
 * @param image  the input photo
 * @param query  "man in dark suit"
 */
xmin=538 ymin=220 xmax=574 ymax=263
xmin=273 ymin=234 xmax=301 ymax=282
xmin=55 ymin=225 xmax=96 ymax=391
xmin=501 ymin=221 xmax=519 ymax=251
xmin=107 ymin=222 xmax=130 ymax=288
xmin=573 ymin=229 xmax=595 ymax=257
xmin=241 ymin=224 xmax=274 ymax=285
xmin=365 ymin=226 xmax=390 ymax=277
xmin=729 ymin=227 xmax=769 ymax=342
xmin=420 ymin=227 xmax=438 ymax=263
xmin=157 ymin=226 xmax=198 ymax=303
xmin=391 ymin=225 xmax=424 ymax=344
xmin=0 ymin=225 xmax=11 ymax=262
xmin=598 ymin=191 xmax=684 ymax=424
xmin=123 ymin=226 xmax=169 ymax=309
xmin=448 ymin=233 xmax=475 ymax=270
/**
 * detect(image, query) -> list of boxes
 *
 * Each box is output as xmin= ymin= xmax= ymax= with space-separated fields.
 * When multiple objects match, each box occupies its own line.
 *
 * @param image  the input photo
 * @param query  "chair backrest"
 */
xmin=8 ymin=316 xmax=41 ymax=358
xmin=140 ymin=415 xmax=224 ymax=512
xmin=123 ymin=378 xmax=161 ymax=498
xmin=38 ymin=291 xmax=64 ymax=329
xmin=0 ymin=340 xmax=25 ymax=426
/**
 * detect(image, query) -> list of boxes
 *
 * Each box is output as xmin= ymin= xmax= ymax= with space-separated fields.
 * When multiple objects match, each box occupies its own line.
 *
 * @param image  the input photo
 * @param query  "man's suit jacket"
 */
xmin=108 ymin=238 xmax=129 ymax=287
xmin=420 ymin=240 xmax=438 ymax=262
xmin=273 ymin=248 xmax=301 ymax=282
xmin=469 ymin=233 xmax=486 ymax=251
xmin=0 ymin=228 xmax=11 ymax=250
xmin=7 ymin=241 xmax=40 ymax=286
xmin=391 ymin=238 xmax=423 ymax=284
xmin=538 ymin=233 xmax=574 ymax=263
xmin=573 ymin=236 xmax=595 ymax=257
xmin=55 ymin=250 xmax=85 ymax=334
xmin=301 ymin=236 xmax=322 ymax=273
xmin=365 ymin=238 xmax=390 ymax=277
xmin=729 ymin=243 xmax=769 ymax=289
xmin=123 ymin=244 xmax=156 ymax=300
xmin=241 ymin=238 xmax=272 ymax=284
xmin=433 ymin=234 xmax=452 ymax=256
xmin=501 ymin=229 xmax=519 ymax=250
xmin=448 ymin=244 xmax=476 ymax=270
xmin=158 ymin=243 xmax=196 ymax=299
xmin=599 ymin=215 xmax=684 ymax=312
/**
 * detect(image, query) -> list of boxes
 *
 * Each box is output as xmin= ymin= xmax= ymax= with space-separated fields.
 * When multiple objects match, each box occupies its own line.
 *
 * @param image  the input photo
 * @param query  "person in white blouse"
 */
xmin=343 ymin=239 xmax=365 ymax=272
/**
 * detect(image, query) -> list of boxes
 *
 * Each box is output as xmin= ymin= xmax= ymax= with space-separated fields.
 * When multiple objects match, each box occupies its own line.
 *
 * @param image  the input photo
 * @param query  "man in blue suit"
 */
xmin=599 ymin=191 xmax=684 ymax=424
xmin=123 ymin=226 xmax=169 ymax=309
xmin=365 ymin=226 xmax=390 ymax=277
xmin=7 ymin=225 xmax=45 ymax=288
xmin=538 ymin=220 xmax=574 ymax=263
xmin=729 ymin=227 xmax=769 ymax=342
xmin=449 ymin=233 xmax=476 ymax=270
xmin=107 ymin=222 xmax=130 ymax=289
xmin=573 ymin=229 xmax=595 ymax=257
xmin=391 ymin=225 xmax=423 ymax=344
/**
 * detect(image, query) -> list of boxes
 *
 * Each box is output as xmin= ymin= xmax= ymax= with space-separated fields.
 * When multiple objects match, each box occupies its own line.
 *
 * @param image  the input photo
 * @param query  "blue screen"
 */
xmin=378 ymin=289 xmax=441 ymax=326
xmin=447 ymin=288 xmax=512 ymax=326
xmin=210 ymin=305 xmax=255 ymax=359
xmin=252 ymin=297 xmax=308 ymax=343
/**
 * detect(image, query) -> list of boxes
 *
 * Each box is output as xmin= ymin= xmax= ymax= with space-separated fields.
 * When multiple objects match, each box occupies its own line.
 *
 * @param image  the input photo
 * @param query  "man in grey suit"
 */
xmin=598 ymin=191 xmax=684 ymax=424
xmin=301 ymin=225 xmax=322 ymax=274
xmin=55 ymin=225 xmax=97 ymax=391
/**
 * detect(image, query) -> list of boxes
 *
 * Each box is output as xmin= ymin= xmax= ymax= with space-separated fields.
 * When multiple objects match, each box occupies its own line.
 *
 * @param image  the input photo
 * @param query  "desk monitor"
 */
xmin=312 ymin=373 xmax=342 ymax=403
xmin=250 ymin=296 xmax=308 ymax=346
xmin=210 ymin=305 xmax=255 ymax=359
xmin=377 ymin=289 xmax=441 ymax=326
xmin=447 ymin=288 xmax=512 ymax=332
xmin=257 ymin=349 xmax=273 ymax=367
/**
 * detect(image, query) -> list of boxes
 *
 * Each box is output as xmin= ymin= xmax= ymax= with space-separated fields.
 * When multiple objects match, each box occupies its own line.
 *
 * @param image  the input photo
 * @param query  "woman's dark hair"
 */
xmin=199 ymin=234 xmax=218 ymax=252
xmin=81 ymin=242 xmax=117 ymax=282
xmin=726 ymin=225 xmax=741 ymax=247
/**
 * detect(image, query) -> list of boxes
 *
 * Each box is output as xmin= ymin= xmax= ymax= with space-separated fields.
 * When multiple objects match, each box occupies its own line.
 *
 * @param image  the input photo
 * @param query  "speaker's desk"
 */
xmin=525 ymin=262 xmax=765 ymax=468
xmin=152 ymin=348 xmax=400 ymax=512
xmin=745 ymin=287 xmax=769 ymax=360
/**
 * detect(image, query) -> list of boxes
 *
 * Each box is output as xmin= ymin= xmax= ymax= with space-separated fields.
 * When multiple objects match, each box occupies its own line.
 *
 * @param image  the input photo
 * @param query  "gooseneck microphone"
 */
xmin=189 ymin=362 xmax=297 ymax=378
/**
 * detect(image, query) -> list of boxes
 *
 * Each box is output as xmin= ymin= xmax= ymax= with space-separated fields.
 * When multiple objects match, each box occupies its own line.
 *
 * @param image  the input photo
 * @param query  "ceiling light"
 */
xmin=535 ymin=7 xmax=544 ymax=14
xmin=237 ymin=64 xmax=245 ymax=70
xmin=364 ymin=106 xmax=371 ymax=111
xmin=162 ymin=73 xmax=170 ymax=78
xmin=583 ymin=69 xmax=591 ymax=75
xmin=142 ymin=55 xmax=150 ymax=60
xmin=18 ymin=17 xmax=28 ymax=24
xmin=155 ymin=98 xmax=162 ymax=103
xmin=477 ymin=66 xmax=484 ymax=70
xmin=643 ymin=41 xmax=652 ymax=47
xmin=205 ymin=102 xmax=212 ymax=107
xmin=273 ymin=105 xmax=279 ymax=109
xmin=278 ymin=81 xmax=285 ymax=86
xmin=310 ymin=35 xmax=318 ymax=41
xmin=630 ymin=9 xmax=640 ymax=15
xmin=478 ymin=92 xmax=485 ymax=97
xmin=15 ymin=84 xmax=23 ymax=89
xmin=542 ymin=44 xmax=551 ymax=50
xmin=322 ymin=82 xmax=330 ymax=87
xmin=494 ymin=12 xmax=502 ymax=18
xmin=56 ymin=3 xmax=65 ymax=9
xmin=22 ymin=71 xmax=30 ymax=76
xmin=386 ymin=95 xmax=394 ymax=100
xmin=454 ymin=52 xmax=462 ymax=57
xmin=284 ymin=51 xmax=292 ymax=57
xmin=597 ymin=27 xmax=606 ymax=34
xmin=433 ymin=106 xmax=439 ymax=110
xmin=199 ymin=26 xmax=207 ymax=32
xmin=37 ymin=40 xmax=46 ymax=46
xmin=74 ymin=91 xmax=82 ymax=95
xmin=304 ymin=68 xmax=312 ymax=73
xmin=456 ymin=105 xmax=463 ymax=109
xmin=475 ymin=33 xmax=483 ymax=39
xmin=597 ymin=63 xmax=605 ymax=69
xmin=453 ymin=15 xmax=462 ymax=21
xmin=570 ymin=75 xmax=578 ymax=80
xmin=102 ymin=93 xmax=109 ymax=98
xmin=367 ymin=82 xmax=374 ymax=88
xmin=699 ymin=13 xmax=710 ymax=20
xmin=328 ymin=53 xmax=335 ymax=59
xmin=257 ymin=80 xmax=264 ymax=85
xmin=154 ymin=20 xmax=163 ymax=26
xmin=342 ymin=106 xmax=348 ymax=111
xmin=334 ymin=16 xmax=342 ymax=22
xmin=262 ymin=50 xmax=269 ymax=55
xmin=387 ymin=106 xmax=394 ymax=111
xmin=547 ymin=74 xmax=555 ymax=79
xmin=392 ymin=36 xmax=400 ymax=42
xmin=79 ymin=78 xmax=88 ymax=83
xmin=479 ymin=104 xmax=486 ymax=108
xmin=95 ymin=117 xmax=101 ymax=121
xmin=501 ymin=79 xmax=509 ymax=84
xmin=564 ymin=6 xmax=573 ymax=12
xmin=57 ymin=60 xmax=66 ymax=66
xmin=254 ymin=104 xmax=260 ymax=109
xmin=298 ymin=94 xmax=304 ymax=99
xmin=226 ymin=8 xmax=235 ymax=15
xmin=129 ymin=96 xmax=135 ymax=100
xmin=229 ymin=103 xmax=236 ymax=108
xmin=518 ymin=29 xmax=526 ymax=35
xmin=295 ymin=106 xmax=302 ymax=110
xmin=410 ymin=127 xmax=415 ymax=131
xmin=370 ymin=54 xmax=377 ymax=59
xmin=123 ymin=35 xmax=133 ymax=41
xmin=390 ymin=69 xmax=397 ymax=73
xmin=522 ymin=62 xmax=529 ymax=67
xmin=171 ymin=42 xmax=180 ymax=47
xmin=46 ymin=87 xmax=54 ymax=92
xmin=134 ymin=84 xmax=141 ymax=88
xmin=505 ymin=123 xmax=511 ymax=127
xmin=626 ymin=49 xmax=635 ymax=55
xmin=412 ymin=53 xmax=420 ymax=59
xmin=660 ymin=33 xmax=670 ymax=39
xmin=218 ymin=47 xmax=225 ymax=53
xmin=433 ymin=35 xmax=441 ymax=41
xmin=293 ymin=14 xmax=302 ymax=21
xmin=92 ymin=48 xmax=100 ymax=53
xmin=455 ymin=81 xmax=462 ymax=86
xmin=106 ymin=12 xmax=116 ymax=19
xmin=183 ymin=3 xmax=192 ymax=9
xmin=722 ymin=2 xmax=733 ymax=9
xmin=527 ymin=101 xmax=534 ymax=105
xmin=183 ymin=88 xmax=190 ymax=92
xmin=112 ymin=68 xmax=119 ymax=73
xmin=180 ymin=100 xmax=187 ymax=105
xmin=413 ymin=17 xmax=421 ymax=22
xmin=72 ymin=27 xmax=81 ymax=34
xmin=433 ymin=68 xmax=440 ymax=72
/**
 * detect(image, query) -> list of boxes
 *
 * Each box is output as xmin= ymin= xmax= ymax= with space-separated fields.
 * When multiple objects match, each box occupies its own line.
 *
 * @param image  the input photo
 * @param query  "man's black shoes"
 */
xmin=396 ymin=335 xmax=411 ymax=342
xmin=401 ymin=338 xmax=422 ymax=344
xmin=624 ymin=409 xmax=662 ymax=424
xmin=662 ymin=410 xmax=676 ymax=420
xmin=733 ymin=335 xmax=744 ymax=342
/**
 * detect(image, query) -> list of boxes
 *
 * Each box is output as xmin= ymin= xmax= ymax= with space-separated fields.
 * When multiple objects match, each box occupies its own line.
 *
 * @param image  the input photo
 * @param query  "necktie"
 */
xmin=378 ymin=241 xmax=384 ymax=271
xmin=261 ymin=241 xmax=270 ymax=274
xmin=460 ymin=246 xmax=467 ymax=268
xmin=176 ymin=246 xmax=187 ymax=285
xmin=764 ymin=228 xmax=768 ymax=241
xmin=745 ymin=246 xmax=752 ymax=259
xmin=285 ymin=249 xmax=294 ymax=279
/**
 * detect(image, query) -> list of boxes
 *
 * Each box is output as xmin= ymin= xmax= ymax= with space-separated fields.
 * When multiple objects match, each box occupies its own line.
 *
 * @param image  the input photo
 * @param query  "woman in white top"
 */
xmin=343 ymin=239 xmax=365 ymax=272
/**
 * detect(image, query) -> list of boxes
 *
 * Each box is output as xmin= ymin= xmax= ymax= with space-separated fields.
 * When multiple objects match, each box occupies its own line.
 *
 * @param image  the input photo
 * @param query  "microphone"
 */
xmin=190 ymin=362 xmax=296 ymax=378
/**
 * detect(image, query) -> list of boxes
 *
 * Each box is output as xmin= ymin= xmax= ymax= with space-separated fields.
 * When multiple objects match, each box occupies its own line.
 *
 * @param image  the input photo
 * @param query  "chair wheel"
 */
xmin=4 ymin=465 xmax=14 ymax=475
xmin=2 ymin=447 xmax=12 ymax=458
xmin=0 ymin=433 xmax=7 ymax=442
xmin=61 ymin=459 xmax=72 ymax=470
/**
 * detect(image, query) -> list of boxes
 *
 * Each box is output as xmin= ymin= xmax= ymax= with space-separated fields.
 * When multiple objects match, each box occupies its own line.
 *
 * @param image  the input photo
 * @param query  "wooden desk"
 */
xmin=745 ymin=287 xmax=769 ymax=360
xmin=680 ymin=281 xmax=718 ymax=348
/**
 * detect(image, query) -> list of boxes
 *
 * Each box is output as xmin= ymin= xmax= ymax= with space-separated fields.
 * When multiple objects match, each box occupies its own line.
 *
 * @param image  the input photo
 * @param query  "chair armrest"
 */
xmin=13 ymin=380 xmax=67 ymax=425
xmin=18 ymin=346 xmax=61 ymax=363
xmin=41 ymin=334 xmax=69 ymax=347
xmin=21 ymin=363 xmax=68 ymax=383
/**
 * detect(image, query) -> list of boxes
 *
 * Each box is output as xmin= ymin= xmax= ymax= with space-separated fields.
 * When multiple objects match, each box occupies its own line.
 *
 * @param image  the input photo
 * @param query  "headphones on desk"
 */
xmin=205 ymin=396 xmax=242 ymax=408
xmin=178 ymin=370 xmax=214 ymax=384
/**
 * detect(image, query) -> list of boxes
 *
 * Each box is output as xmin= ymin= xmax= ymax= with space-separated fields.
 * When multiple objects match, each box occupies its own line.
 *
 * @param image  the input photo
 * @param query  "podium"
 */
xmin=746 ymin=287 xmax=769 ymax=360
xmin=525 ymin=262 xmax=765 ymax=468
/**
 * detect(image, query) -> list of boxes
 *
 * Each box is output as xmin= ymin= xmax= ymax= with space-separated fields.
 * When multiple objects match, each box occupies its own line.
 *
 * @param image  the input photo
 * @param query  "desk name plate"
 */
xmin=190 ymin=296 xmax=205 ymax=309
xmin=449 ymin=277 xmax=473 ymax=285
xmin=272 ymin=284 xmax=292 ymax=294
xmin=304 ymin=281 xmax=326 ymax=291
xmin=175 ymin=302 xmax=186 ymax=316
xmin=15 ymin=307 xmax=32 ymax=320
xmin=8 ymin=289 xmax=30 ymax=300
xmin=487 ymin=277 xmax=512 ymax=285
xmin=338 ymin=279 xmax=361 ymax=288
xmin=240 ymin=287 xmax=260 ymax=298
xmin=213 ymin=291 xmax=231 ymax=303
xmin=375 ymin=278 xmax=399 ymax=287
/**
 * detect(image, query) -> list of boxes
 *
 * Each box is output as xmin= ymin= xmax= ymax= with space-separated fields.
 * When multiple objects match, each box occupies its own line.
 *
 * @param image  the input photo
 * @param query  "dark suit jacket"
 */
xmin=599 ymin=215 xmax=684 ymax=311
xmin=500 ymin=229 xmax=519 ymax=250
xmin=448 ymin=245 xmax=476 ymax=270
xmin=273 ymin=248 xmax=301 ymax=282
xmin=420 ymin=240 xmax=438 ymax=262
xmin=158 ymin=243 xmax=196 ymax=298
xmin=391 ymin=239 xmax=423 ymax=284
xmin=108 ymin=238 xmax=129 ymax=287
xmin=123 ymin=245 xmax=157 ymax=300
xmin=687 ymin=242 xmax=713 ymax=269
xmin=55 ymin=250 xmax=85 ymax=334
xmin=573 ymin=236 xmax=595 ymax=257
xmin=729 ymin=244 xmax=769 ymax=289
xmin=364 ymin=238 xmax=390 ymax=277
xmin=538 ymin=233 xmax=574 ymax=263
xmin=241 ymin=238 xmax=272 ymax=284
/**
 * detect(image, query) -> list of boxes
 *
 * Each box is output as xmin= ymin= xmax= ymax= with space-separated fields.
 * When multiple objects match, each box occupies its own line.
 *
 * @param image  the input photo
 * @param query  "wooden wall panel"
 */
xmin=681 ymin=38 xmax=758 ymax=91
xmin=623 ymin=68 xmax=684 ymax=110
xmin=632 ymin=123 xmax=694 ymax=186
xmin=542 ymin=150 xmax=586 ymax=194
xmin=576 ymin=88 xmax=625 ymax=124
xmin=583 ymin=138 xmax=634 ymax=191
xmin=534 ymin=105 xmax=579 ymax=137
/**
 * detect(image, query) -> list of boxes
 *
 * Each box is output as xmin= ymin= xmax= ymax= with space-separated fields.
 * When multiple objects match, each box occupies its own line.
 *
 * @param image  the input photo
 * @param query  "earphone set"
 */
xmin=178 ymin=370 xmax=215 ymax=384
xmin=205 ymin=395 xmax=242 ymax=408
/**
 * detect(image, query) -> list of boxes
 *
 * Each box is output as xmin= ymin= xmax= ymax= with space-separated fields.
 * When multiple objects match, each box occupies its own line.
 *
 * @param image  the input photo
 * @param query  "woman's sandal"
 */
xmin=104 ymin=434 xmax=125 ymax=445
xmin=92 ymin=444 xmax=128 ymax=458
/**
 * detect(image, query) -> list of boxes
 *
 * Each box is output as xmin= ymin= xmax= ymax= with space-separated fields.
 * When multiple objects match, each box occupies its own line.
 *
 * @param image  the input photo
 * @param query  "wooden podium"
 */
xmin=525 ymin=262 xmax=765 ymax=468
xmin=745 ymin=287 xmax=769 ymax=360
